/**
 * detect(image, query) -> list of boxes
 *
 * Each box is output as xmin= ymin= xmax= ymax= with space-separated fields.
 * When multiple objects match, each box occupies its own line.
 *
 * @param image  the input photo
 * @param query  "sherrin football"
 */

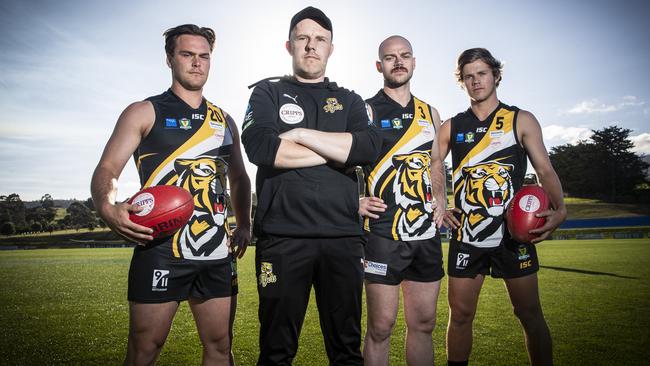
xmin=127 ymin=185 xmax=194 ymax=239
xmin=506 ymin=185 xmax=549 ymax=244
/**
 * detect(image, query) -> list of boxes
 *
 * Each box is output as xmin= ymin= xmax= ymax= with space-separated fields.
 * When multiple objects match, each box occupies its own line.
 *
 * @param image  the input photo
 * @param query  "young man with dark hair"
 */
xmin=358 ymin=35 xmax=446 ymax=365
xmin=439 ymin=48 xmax=566 ymax=366
xmin=91 ymin=24 xmax=251 ymax=365
xmin=241 ymin=6 xmax=381 ymax=365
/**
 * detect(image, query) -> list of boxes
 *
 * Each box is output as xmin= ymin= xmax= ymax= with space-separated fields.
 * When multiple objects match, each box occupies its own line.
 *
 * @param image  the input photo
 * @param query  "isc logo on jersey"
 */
xmin=279 ymin=103 xmax=304 ymax=124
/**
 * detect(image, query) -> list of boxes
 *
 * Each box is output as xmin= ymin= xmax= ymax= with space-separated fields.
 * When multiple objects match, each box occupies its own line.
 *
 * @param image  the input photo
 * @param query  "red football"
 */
xmin=506 ymin=185 xmax=549 ymax=243
xmin=127 ymin=185 xmax=194 ymax=239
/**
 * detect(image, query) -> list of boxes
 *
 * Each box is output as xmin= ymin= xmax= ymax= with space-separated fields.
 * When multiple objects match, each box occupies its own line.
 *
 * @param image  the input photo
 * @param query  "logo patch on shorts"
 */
xmin=518 ymin=245 xmax=530 ymax=261
xmin=152 ymin=269 xmax=169 ymax=291
xmin=231 ymin=261 xmax=238 ymax=287
xmin=456 ymin=253 xmax=470 ymax=269
xmin=259 ymin=262 xmax=277 ymax=287
xmin=364 ymin=260 xmax=388 ymax=276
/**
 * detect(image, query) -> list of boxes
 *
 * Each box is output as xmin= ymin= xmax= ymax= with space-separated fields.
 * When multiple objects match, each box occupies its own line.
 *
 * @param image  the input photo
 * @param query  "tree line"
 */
xmin=1 ymin=125 xmax=647 ymax=236
xmin=549 ymin=125 xmax=649 ymax=203
xmin=0 ymin=194 xmax=101 ymax=236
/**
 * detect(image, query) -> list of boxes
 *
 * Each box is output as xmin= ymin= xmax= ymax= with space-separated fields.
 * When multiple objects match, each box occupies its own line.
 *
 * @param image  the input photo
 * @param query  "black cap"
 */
xmin=289 ymin=6 xmax=332 ymax=39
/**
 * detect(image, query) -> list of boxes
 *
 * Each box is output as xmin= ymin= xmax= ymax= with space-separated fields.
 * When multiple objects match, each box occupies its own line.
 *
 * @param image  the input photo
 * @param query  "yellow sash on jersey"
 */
xmin=451 ymin=108 xmax=516 ymax=243
xmin=363 ymin=97 xmax=433 ymax=233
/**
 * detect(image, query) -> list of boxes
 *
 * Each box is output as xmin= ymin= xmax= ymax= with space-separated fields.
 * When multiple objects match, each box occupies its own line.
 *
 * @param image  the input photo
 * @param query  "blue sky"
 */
xmin=1 ymin=0 xmax=649 ymax=201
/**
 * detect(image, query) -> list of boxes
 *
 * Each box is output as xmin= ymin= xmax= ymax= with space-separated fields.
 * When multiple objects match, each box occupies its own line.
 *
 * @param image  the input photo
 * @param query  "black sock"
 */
xmin=448 ymin=361 xmax=469 ymax=366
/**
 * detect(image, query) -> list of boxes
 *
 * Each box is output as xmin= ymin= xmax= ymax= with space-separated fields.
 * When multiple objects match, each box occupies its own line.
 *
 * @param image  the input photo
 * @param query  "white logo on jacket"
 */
xmin=279 ymin=103 xmax=304 ymax=124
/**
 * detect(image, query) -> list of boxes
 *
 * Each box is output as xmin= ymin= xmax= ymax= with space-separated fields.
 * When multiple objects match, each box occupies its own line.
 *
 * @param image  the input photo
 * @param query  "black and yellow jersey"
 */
xmin=450 ymin=102 xmax=527 ymax=248
xmin=363 ymin=90 xmax=438 ymax=241
xmin=134 ymin=89 xmax=233 ymax=260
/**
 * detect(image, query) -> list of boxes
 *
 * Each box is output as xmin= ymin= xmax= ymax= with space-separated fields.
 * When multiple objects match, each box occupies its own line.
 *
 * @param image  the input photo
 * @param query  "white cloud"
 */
xmin=542 ymin=124 xmax=593 ymax=145
xmin=631 ymin=133 xmax=650 ymax=154
xmin=566 ymin=96 xmax=645 ymax=115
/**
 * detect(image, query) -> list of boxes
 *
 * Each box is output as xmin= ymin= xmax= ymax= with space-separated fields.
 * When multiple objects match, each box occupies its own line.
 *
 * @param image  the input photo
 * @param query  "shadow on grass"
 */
xmin=540 ymin=265 xmax=639 ymax=279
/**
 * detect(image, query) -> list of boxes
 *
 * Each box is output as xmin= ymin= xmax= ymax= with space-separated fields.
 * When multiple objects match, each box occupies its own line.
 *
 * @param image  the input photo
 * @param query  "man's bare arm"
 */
xmin=429 ymin=108 xmax=446 ymax=227
xmin=518 ymin=110 xmax=567 ymax=243
xmin=90 ymin=101 xmax=155 ymax=244
xmin=273 ymin=138 xmax=328 ymax=168
xmin=225 ymin=114 xmax=252 ymax=258
xmin=278 ymin=128 xmax=353 ymax=164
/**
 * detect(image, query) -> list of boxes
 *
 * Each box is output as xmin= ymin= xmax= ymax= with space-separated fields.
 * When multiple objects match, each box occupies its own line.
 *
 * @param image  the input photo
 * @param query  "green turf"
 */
xmin=1 ymin=240 xmax=649 ymax=365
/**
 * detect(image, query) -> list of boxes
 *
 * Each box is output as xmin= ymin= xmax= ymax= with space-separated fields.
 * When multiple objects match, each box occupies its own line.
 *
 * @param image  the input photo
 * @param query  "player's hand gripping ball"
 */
xmin=127 ymin=185 xmax=194 ymax=239
xmin=506 ymin=185 xmax=549 ymax=244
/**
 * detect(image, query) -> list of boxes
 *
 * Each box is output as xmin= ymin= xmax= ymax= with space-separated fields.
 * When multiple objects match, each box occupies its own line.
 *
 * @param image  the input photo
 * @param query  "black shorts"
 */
xmin=127 ymin=241 xmax=238 ymax=303
xmin=363 ymin=231 xmax=445 ymax=285
xmin=447 ymin=239 xmax=539 ymax=279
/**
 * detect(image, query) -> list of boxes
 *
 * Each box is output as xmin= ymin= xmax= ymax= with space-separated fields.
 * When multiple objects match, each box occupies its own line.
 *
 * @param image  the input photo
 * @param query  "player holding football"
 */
xmin=91 ymin=24 xmax=251 ymax=365
xmin=438 ymin=48 xmax=566 ymax=366
xmin=358 ymin=35 xmax=446 ymax=365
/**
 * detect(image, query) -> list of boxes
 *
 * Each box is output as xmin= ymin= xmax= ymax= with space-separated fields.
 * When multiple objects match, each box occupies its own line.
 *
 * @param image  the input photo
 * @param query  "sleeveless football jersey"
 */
xmin=450 ymin=102 xmax=527 ymax=248
xmin=364 ymin=90 xmax=438 ymax=241
xmin=134 ymin=89 xmax=233 ymax=260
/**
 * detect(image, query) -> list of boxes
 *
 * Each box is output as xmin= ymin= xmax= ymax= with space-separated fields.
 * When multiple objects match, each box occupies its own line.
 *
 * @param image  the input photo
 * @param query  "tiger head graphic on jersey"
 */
xmin=458 ymin=161 xmax=514 ymax=242
xmin=391 ymin=151 xmax=434 ymax=238
xmin=173 ymin=155 xmax=229 ymax=256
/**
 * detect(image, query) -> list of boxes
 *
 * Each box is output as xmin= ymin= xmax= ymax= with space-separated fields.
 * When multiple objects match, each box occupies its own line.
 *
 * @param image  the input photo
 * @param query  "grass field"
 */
xmin=1 ymin=239 xmax=649 ymax=365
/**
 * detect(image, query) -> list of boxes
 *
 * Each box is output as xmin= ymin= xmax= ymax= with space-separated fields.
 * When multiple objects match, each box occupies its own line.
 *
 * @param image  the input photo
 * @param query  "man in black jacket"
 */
xmin=241 ymin=6 xmax=381 ymax=366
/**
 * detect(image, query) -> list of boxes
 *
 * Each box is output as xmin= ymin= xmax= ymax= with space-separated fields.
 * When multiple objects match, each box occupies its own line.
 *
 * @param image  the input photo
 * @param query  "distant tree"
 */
xmin=40 ymin=194 xmax=54 ymax=209
xmin=83 ymin=197 xmax=95 ymax=211
xmin=46 ymin=224 xmax=54 ymax=235
xmin=0 ymin=194 xmax=27 ymax=231
xmin=58 ymin=214 xmax=72 ymax=230
xmin=67 ymin=202 xmax=96 ymax=229
xmin=31 ymin=222 xmax=43 ymax=232
xmin=1 ymin=222 xmax=15 ymax=236
xmin=550 ymin=125 xmax=649 ymax=202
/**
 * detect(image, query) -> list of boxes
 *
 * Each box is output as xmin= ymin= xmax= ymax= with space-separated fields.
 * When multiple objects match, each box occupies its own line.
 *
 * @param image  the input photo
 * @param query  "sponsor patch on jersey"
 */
xmin=381 ymin=119 xmax=391 ymax=129
xmin=131 ymin=192 xmax=155 ymax=216
xmin=391 ymin=118 xmax=403 ymax=129
xmin=364 ymin=260 xmax=388 ymax=276
xmin=323 ymin=97 xmax=343 ymax=113
xmin=490 ymin=130 xmax=504 ymax=138
xmin=418 ymin=119 xmax=429 ymax=127
xmin=465 ymin=131 xmax=475 ymax=143
xmin=456 ymin=253 xmax=470 ymax=269
xmin=165 ymin=118 xmax=178 ymax=128
xmin=151 ymin=269 xmax=169 ymax=291
xmin=243 ymin=103 xmax=254 ymax=131
xmin=179 ymin=118 xmax=192 ymax=130
xmin=211 ymin=119 xmax=226 ymax=145
xmin=279 ymin=103 xmax=304 ymax=124
xmin=209 ymin=120 xmax=225 ymax=130
xmin=456 ymin=133 xmax=464 ymax=142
